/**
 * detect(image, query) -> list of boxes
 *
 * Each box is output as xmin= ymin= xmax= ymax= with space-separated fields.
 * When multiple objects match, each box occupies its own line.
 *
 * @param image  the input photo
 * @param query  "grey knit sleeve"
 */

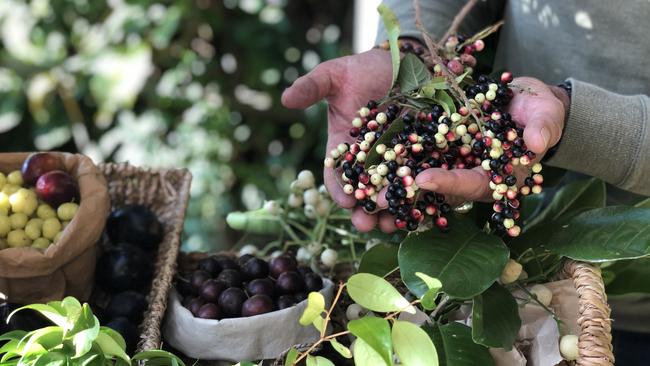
xmin=546 ymin=79 xmax=650 ymax=196
xmin=375 ymin=0 xmax=505 ymax=44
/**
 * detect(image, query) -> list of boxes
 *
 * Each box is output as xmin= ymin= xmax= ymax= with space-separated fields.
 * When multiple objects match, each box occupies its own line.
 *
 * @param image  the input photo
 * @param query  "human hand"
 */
xmin=281 ymin=49 xmax=394 ymax=232
xmin=413 ymin=77 xmax=569 ymax=203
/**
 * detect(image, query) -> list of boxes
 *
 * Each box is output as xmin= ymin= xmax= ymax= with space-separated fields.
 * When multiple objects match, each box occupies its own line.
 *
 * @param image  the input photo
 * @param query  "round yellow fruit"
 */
xmin=25 ymin=218 xmax=44 ymax=240
xmin=9 ymin=189 xmax=31 ymax=214
xmin=2 ymin=184 xmax=19 ymax=196
xmin=62 ymin=221 xmax=70 ymax=229
xmin=7 ymin=229 xmax=32 ymax=248
xmin=0 ymin=172 xmax=6 ymax=189
xmin=9 ymin=213 xmax=28 ymax=229
xmin=42 ymin=218 xmax=62 ymax=240
xmin=53 ymin=231 xmax=63 ymax=243
xmin=31 ymin=238 xmax=51 ymax=250
xmin=57 ymin=202 xmax=79 ymax=221
xmin=0 ymin=216 xmax=10 ymax=236
xmin=37 ymin=204 xmax=57 ymax=219
xmin=0 ymin=192 xmax=10 ymax=213
xmin=6 ymin=171 xmax=23 ymax=186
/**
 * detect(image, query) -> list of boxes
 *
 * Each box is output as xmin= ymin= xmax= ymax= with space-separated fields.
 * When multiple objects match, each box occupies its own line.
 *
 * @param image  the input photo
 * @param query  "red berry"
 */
xmin=447 ymin=59 xmax=464 ymax=75
xmin=435 ymin=216 xmax=448 ymax=229
xmin=395 ymin=219 xmax=407 ymax=229
xmin=501 ymin=71 xmax=513 ymax=83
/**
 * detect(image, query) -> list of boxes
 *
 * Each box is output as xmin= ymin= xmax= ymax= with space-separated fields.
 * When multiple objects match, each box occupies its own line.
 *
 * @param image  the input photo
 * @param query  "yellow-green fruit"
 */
xmin=7 ymin=171 xmax=23 ymax=186
xmin=42 ymin=218 xmax=62 ymax=240
xmin=0 ymin=238 xmax=7 ymax=250
xmin=37 ymin=204 xmax=57 ymax=219
xmin=0 ymin=192 xmax=10 ymax=213
xmin=25 ymin=218 xmax=43 ymax=240
xmin=0 ymin=216 xmax=10 ymax=236
xmin=62 ymin=221 xmax=70 ymax=229
xmin=31 ymin=238 xmax=50 ymax=250
xmin=9 ymin=189 xmax=34 ymax=214
xmin=53 ymin=231 xmax=63 ymax=243
xmin=0 ymin=172 xmax=6 ymax=189
xmin=57 ymin=202 xmax=79 ymax=221
xmin=7 ymin=230 xmax=31 ymax=248
xmin=2 ymin=184 xmax=19 ymax=196
xmin=9 ymin=213 xmax=28 ymax=229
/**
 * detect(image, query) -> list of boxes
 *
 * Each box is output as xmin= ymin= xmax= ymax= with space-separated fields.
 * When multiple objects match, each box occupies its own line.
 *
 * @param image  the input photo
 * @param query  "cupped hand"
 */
xmin=281 ymin=49 xmax=393 ymax=232
xmin=414 ymin=77 xmax=569 ymax=202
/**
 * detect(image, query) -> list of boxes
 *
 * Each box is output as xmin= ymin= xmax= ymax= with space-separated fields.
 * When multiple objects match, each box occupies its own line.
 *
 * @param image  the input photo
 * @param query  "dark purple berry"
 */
xmin=242 ymin=295 xmax=276 ymax=317
xmin=276 ymin=271 xmax=305 ymax=294
xmin=218 ymin=288 xmax=247 ymax=318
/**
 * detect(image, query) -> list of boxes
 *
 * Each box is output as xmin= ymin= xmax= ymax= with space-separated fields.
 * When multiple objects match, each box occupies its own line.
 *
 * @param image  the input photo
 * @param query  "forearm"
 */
xmin=375 ymin=0 xmax=505 ymax=44
xmin=546 ymin=79 xmax=650 ymax=196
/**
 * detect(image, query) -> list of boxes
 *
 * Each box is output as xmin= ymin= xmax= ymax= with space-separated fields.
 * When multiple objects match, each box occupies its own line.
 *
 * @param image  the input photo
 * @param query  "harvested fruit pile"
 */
xmin=176 ymin=251 xmax=324 ymax=320
xmin=324 ymin=35 xmax=544 ymax=237
xmin=0 ymin=153 xmax=79 ymax=250
xmin=92 ymin=204 xmax=163 ymax=353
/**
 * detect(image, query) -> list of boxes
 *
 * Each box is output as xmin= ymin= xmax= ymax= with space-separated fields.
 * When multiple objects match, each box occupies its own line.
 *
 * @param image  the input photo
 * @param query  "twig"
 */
xmin=439 ymin=0 xmax=480 ymax=44
xmin=430 ymin=295 xmax=451 ymax=319
xmin=413 ymin=0 xmax=483 ymax=127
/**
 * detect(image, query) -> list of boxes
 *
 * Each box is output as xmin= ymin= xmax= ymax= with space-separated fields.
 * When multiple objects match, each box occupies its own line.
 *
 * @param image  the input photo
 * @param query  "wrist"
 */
xmin=549 ymin=84 xmax=571 ymax=118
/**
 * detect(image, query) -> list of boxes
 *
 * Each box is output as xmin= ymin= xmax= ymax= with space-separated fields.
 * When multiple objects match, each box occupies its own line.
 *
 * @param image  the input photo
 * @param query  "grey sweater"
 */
xmin=376 ymin=1 xmax=650 ymax=332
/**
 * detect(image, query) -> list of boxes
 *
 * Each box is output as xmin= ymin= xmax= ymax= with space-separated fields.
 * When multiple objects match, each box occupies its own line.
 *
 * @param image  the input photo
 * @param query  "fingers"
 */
xmin=378 ymin=212 xmax=397 ymax=233
xmin=324 ymin=166 xmax=356 ymax=208
xmin=522 ymin=109 xmax=563 ymax=154
xmin=376 ymin=187 xmax=389 ymax=209
xmin=415 ymin=167 xmax=491 ymax=202
xmin=281 ymin=61 xmax=342 ymax=109
xmin=351 ymin=207 xmax=377 ymax=232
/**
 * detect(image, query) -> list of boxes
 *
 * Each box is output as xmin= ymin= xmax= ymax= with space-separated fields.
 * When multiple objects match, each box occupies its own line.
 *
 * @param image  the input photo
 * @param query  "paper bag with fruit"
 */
xmin=0 ymin=152 xmax=109 ymax=303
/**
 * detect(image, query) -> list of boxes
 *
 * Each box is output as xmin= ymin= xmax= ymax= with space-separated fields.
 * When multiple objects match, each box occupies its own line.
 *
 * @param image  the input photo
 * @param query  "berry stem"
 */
xmin=438 ymin=0 xmax=480 ymax=44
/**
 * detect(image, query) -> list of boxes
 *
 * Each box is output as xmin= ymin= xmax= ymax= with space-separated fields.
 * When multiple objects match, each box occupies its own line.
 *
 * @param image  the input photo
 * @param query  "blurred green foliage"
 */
xmin=0 ymin=0 xmax=353 ymax=252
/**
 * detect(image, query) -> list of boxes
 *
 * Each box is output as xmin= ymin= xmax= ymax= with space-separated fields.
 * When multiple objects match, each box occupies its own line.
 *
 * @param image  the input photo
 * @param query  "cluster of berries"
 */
xmin=324 ymin=37 xmax=543 ymax=237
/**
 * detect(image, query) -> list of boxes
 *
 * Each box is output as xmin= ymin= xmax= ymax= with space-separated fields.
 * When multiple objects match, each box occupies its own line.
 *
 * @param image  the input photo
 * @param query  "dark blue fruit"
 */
xmin=275 ymin=271 xmax=305 ymax=294
xmin=106 ymin=205 xmax=163 ymax=250
xmin=200 ymin=280 xmax=228 ymax=302
xmin=246 ymin=278 xmax=276 ymax=298
xmin=241 ymin=295 xmax=275 ymax=317
xmin=96 ymin=244 xmax=154 ymax=293
xmin=216 ymin=269 xmax=243 ymax=288
xmin=105 ymin=291 xmax=148 ymax=323
xmin=242 ymin=258 xmax=269 ymax=280
xmin=197 ymin=303 xmax=221 ymax=320
xmin=218 ymin=288 xmax=247 ymax=318
xmin=304 ymin=273 xmax=324 ymax=292
xmin=198 ymin=257 xmax=221 ymax=277
xmin=276 ymin=295 xmax=296 ymax=310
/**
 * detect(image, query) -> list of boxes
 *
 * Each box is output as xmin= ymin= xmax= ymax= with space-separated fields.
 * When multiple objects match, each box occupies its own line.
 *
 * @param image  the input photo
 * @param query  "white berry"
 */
xmin=296 ymin=170 xmax=315 ymax=189
xmin=303 ymin=188 xmax=320 ymax=206
xmin=288 ymin=194 xmax=303 ymax=208
xmin=239 ymin=244 xmax=259 ymax=256
xmin=346 ymin=303 xmax=365 ymax=321
xmin=559 ymin=335 xmax=579 ymax=361
xmin=296 ymin=247 xmax=311 ymax=262
xmin=320 ymin=248 xmax=338 ymax=267
xmin=530 ymin=284 xmax=553 ymax=307
xmin=500 ymin=259 xmax=522 ymax=284
xmin=263 ymin=200 xmax=281 ymax=214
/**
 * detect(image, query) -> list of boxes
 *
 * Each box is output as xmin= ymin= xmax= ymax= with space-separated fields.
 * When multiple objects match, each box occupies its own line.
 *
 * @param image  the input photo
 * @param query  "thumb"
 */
xmin=522 ymin=111 xmax=562 ymax=154
xmin=281 ymin=61 xmax=342 ymax=109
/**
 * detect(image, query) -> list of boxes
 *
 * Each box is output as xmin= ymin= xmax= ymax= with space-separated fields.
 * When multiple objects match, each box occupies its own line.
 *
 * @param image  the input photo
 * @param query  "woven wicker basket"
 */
xmin=271 ymin=260 xmax=614 ymax=366
xmin=98 ymin=162 xmax=192 ymax=353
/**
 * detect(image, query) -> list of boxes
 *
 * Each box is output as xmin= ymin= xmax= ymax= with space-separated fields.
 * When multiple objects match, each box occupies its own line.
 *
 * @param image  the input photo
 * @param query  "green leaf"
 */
xmin=635 ymin=198 xmax=650 ymax=208
xmin=305 ymin=355 xmax=334 ymax=366
xmin=434 ymin=90 xmax=456 ymax=114
xmin=72 ymin=306 xmax=100 ymax=357
xmin=604 ymin=258 xmax=650 ymax=296
xmin=391 ymin=321 xmax=438 ymax=366
xmin=358 ymin=244 xmax=398 ymax=277
xmin=94 ymin=332 xmax=130 ymax=363
xmin=377 ymin=4 xmax=400 ymax=87
xmin=32 ymin=352 xmax=66 ymax=366
xmin=0 ymin=331 xmax=27 ymax=342
xmin=398 ymin=54 xmax=431 ymax=93
xmin=454 ymin=69 xmax=472 ymax=84
xmin=471 ymin=283 xmax=521 ymax=350
xmin=22 ymin=327 xmax=62 ymax=353
xmin=421 ymin=77 xmax=448 ymax=97
xmin=346 ymin=273 xmax=414 ymax=313
xmin=364 ymin=118 xmax=404 ymax=168
xmin=424 ymin=322 xmax=495 ymax=366
xmin=415 ymin=273 xmax=442 ymax=310
xmin=312 ymin=316 xmax=325 ymax=333
xmin=329 ymin=339 xmax=352 ymax=359
xmin=353 ymin=338 xmax=387 ymax=366
xmin=284 ymin=348 xmax=298 ymax=366
xmin=347 ymin=317 xmax=392 ymax=366
xmin=99 ymin=327 xmax=126 ymax=352
xmin=399 ymin=228 xmax=509 ymax=298
xmin=299 ymin=292 xmax=325 ymax=326
xmin=9 ymin=305 xmax=68 ymax=329
xmin=525 ymin=178 xmax=606 ymax=230
xmin=547 ymin=206 xmax=650 ymax=262
xmin=133 ymin=350 xmax=185 ymax=366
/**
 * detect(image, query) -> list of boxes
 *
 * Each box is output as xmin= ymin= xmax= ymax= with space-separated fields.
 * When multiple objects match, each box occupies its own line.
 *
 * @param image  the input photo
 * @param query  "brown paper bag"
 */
xmin=0 ymin=152 xmax=110 ymax=304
